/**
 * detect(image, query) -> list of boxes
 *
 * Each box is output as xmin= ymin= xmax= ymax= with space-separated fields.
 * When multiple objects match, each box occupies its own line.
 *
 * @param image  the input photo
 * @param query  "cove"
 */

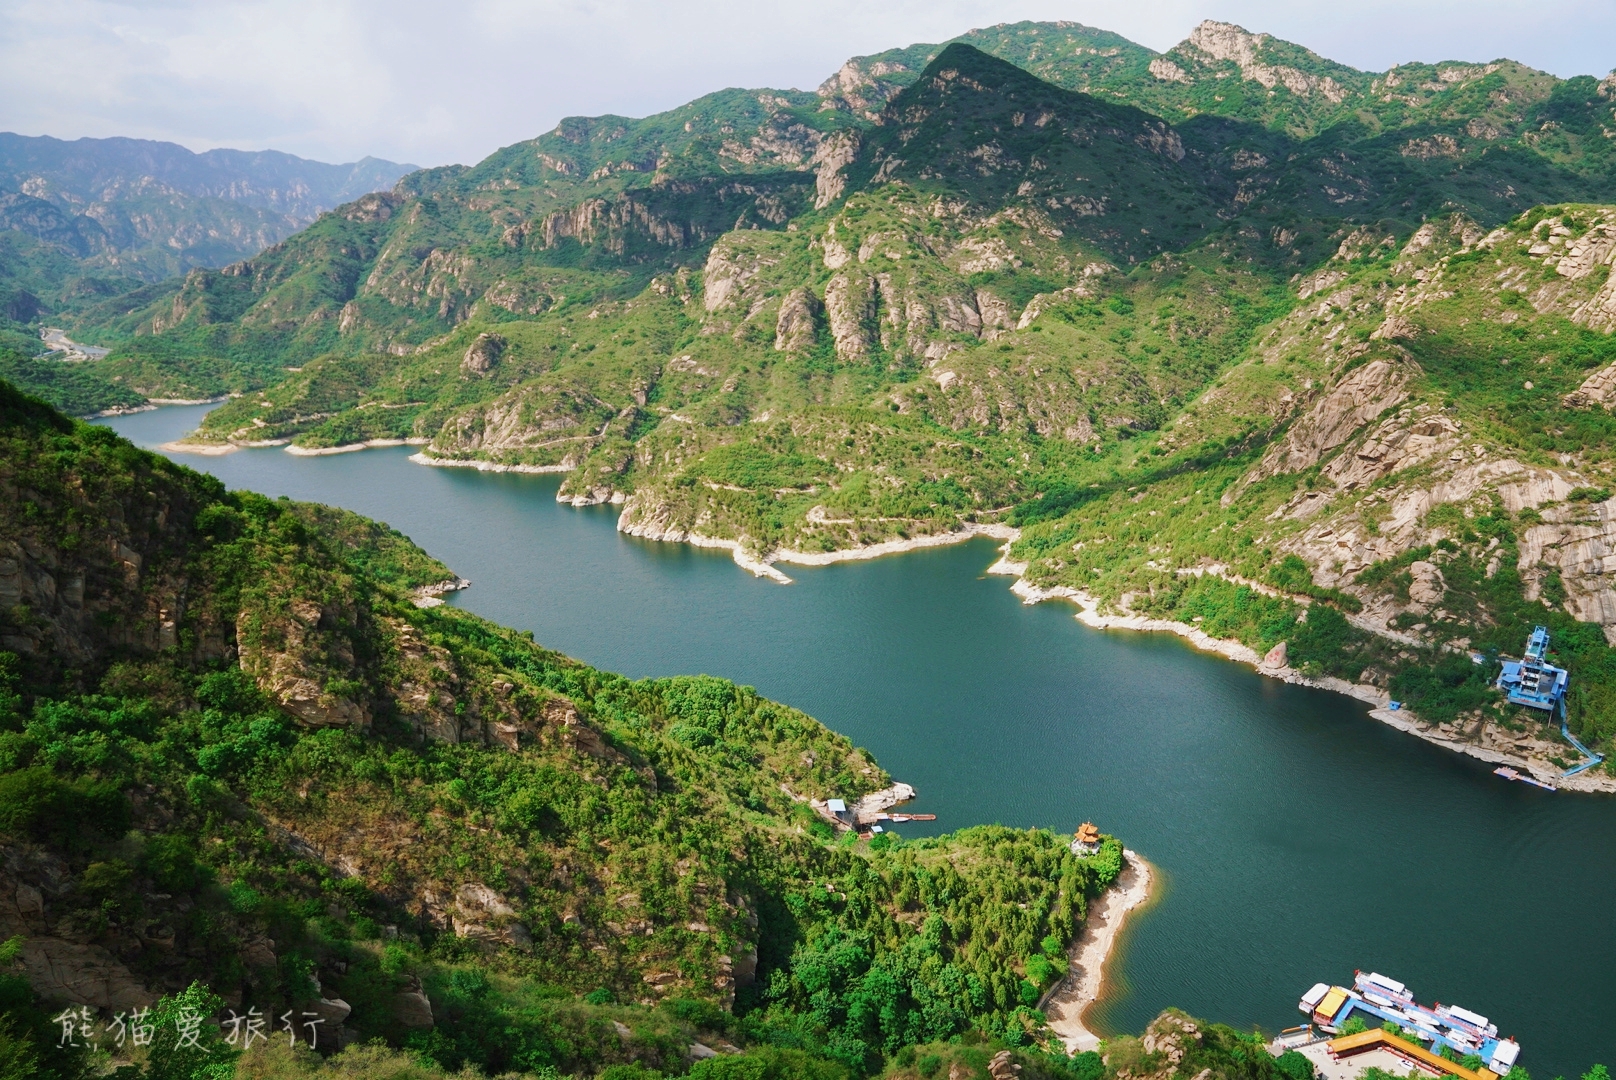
xmin=102 ymin=406 xmax=1616 ymax=1075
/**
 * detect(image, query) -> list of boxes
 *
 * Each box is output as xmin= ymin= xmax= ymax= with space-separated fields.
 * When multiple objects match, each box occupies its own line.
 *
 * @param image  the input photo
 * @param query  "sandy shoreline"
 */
xmin=1043 ymin=850 xmax=1155 ymax=1052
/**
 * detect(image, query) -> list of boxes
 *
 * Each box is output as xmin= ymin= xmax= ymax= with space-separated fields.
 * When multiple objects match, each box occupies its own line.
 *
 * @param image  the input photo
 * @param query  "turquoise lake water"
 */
xmin=101 ymin=406 xmax=1616 ymax=1074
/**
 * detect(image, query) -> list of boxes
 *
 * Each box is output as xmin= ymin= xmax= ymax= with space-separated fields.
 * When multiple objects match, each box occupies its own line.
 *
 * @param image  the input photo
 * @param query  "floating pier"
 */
xmin=1492 ymin=767 xmax=1557 ymax=792
xmin=1298 ymin=971 xmax=1521 ymax=1076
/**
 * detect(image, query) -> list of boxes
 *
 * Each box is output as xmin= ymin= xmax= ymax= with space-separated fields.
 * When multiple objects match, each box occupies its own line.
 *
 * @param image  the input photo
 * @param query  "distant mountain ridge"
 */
xmin=0 ymin=133 xmax=417 ymax=223
xmin=0 ymin=134 xmax=417 ymax=293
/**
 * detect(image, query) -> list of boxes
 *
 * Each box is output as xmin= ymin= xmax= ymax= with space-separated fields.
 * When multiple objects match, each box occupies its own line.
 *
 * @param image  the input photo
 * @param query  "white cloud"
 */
xmin=0 ymin=0 xmax=1611 ymax=168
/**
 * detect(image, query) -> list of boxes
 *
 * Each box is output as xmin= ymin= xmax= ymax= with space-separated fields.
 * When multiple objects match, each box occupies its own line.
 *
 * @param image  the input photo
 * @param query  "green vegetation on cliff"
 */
xmin=0 ymin=382 xmax=1127 ymax=1077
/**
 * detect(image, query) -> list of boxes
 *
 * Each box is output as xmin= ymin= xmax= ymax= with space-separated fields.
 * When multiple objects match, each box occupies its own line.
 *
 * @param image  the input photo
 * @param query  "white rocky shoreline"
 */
xmin=623 ymin=512 xmax=1615 ymax=794
xmin=988 ymin=543 xmax=1616 ymax=794
xmin=617 ymin=517 xmax=1018 ymax=585
xmin=408 ymin=451 xmax=572 ymax=474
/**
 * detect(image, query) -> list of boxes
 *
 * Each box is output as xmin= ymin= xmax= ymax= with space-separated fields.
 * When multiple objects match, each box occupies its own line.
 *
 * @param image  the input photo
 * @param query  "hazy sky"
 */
xmin=2 ymin=0 xmax=1613 ymax=169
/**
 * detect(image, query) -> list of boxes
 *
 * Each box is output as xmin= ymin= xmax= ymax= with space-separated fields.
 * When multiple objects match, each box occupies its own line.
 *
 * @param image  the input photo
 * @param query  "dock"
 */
xmin=1297 ymin=972 xmax=1520 ymax=1076
xmin=1493 ymin=767 xmax=1557 ymax=792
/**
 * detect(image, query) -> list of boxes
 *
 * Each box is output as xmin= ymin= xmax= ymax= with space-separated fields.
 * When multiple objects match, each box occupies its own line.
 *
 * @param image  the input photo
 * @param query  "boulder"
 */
xmin=393 ymin=989 xmax=434 ymax=1029
xmin=305 ymin=997 xmax=351 ymax=1051
xmin=988 ymin=1050 xmax=1023 ymax=1080
xmin=1261 ymin=641 xmax=1288 ymax=669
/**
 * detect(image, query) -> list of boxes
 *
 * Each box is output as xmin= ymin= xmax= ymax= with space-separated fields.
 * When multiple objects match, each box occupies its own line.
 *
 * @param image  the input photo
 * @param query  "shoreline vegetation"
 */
xmin=140 ymin=407 xmax=1616 ymax=793
xmin=129 ymin=412 xmax=1616 ymax=791
xmin=1042 ymin=850 xmax=1155 ymax=1053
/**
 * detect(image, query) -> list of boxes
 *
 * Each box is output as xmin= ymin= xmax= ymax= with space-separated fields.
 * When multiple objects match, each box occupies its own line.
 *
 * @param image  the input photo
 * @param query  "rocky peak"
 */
xmin=1167 ymin=19 xmax=1357 ymax=103
xmin=1186 ymin=21 xmax=1269 ymax=67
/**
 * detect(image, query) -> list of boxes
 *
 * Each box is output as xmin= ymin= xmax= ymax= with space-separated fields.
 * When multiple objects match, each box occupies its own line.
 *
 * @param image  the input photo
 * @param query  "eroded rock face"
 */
xmin=16 ymin=937 xmax=155 ymax=1013
xmin=452 ymin=883 xmax=531 ymax=946
xmin=811 ymin=131 xmax=861 ymax=209
xmin=1178 ymin=21 xmax=1348 ymax=102
xmin=1520 ymin=498 xmax=1616 ymax=640
xmin=703 ymin=237 xmax=779 ymax=313
xmin=2 ymin=849 xmax=182 ymax=1014
xmin=1565 ymin=362 xmax=1616 ymax=409
xmin=1321 ymin=409 xmax=1459 ymax=492
xmin=237 ymin=597 xmax=371 ymax=730
xmin=1407 ymin=561 xmax=1446 ymax=609
xmin=1234 ymin=358 xmax=1412 ymax=498
xmin=824 ymin=272 xmax=876 ymax=360
xmin=460 ymin=332 xmax=506 ymax=375
xmin=774 ymin=287 xmax=822 ymax=352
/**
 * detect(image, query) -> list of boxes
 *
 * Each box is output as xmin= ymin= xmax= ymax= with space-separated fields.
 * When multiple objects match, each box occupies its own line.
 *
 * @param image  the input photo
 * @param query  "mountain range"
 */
xmin=2 ymin=15 xmax=1616 ymax=1079
xmin=14 ymin=16 xmax=1616 ymax=808
xmin=0 ymin=134 xmax=415 ymax=331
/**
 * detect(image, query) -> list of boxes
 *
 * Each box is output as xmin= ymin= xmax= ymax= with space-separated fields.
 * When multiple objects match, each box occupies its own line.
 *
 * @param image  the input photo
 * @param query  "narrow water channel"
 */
xmin=102 ymin=406 xmax=1616 ymax=1074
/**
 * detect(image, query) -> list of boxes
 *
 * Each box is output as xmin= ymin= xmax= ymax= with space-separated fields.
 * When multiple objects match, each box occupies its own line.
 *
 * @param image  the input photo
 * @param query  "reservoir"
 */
xmin=102 ymin=405 xmax=1616 ymax=1075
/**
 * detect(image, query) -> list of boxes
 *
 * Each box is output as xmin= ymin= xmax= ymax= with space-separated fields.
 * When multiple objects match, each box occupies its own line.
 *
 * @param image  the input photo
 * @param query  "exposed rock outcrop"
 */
xmin=1565 ymin=362 xmax=1616 ymax=409
xmin=811 ymin=131 xmax=861 ymax=209
xmin=452 ymin=883 xmax=531 ymax=947
xmin=236 ymin=597 xmax=371 ymax=730
xmin=427 ymin=382 xmax=615 ymax=468
xmin=1519 ymin=498 xmax=1616 ymax=639
xmin=988 ymin=1050 xmax=1022 ymax=1080
xmin=1178 ymin=21 xmax=1349 ymax=102
xmin=1231 ymin=358 xmax=1412 ymax=500
xmin=824 ymin=272 xmax=876 ymax=360
xmin=14 ymin=937 xmax=155 ymax=1013
xmin=774 ymin=287 xmax=823 ymax=352
xmin=460 ymin=332 xmax=507 ymax=375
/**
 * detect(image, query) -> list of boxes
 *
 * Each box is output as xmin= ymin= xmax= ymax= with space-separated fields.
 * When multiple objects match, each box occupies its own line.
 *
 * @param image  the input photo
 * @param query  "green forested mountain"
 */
xmin=21 ymin=21 xmax=1616 ymax=781
xmin=0 ymin=380 xmax=1204 ymax=1079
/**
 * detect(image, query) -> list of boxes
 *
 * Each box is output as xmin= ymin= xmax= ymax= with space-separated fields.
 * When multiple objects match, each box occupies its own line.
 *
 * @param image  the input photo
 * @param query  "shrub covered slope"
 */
xmin=0 ymin=382 xmax=1134 ymax=1077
